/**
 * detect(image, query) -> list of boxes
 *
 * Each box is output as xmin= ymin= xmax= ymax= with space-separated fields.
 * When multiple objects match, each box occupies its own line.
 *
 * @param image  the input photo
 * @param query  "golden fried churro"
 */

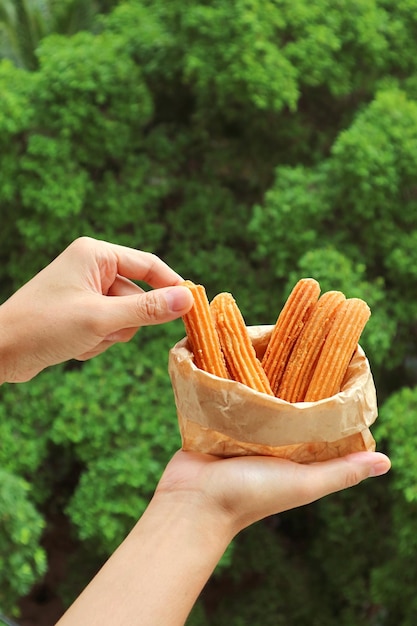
xmin=304 ymin=298 xmax=371 ymax=402
xmin=181 ymin=281 xmax=229 ymax=379
xmin=210 ymin=292 xmax=274 ymax=395
xmin=262 ymin=278 xmax=321 ymax=395
xmin=277 ymin=291 xmax=346 ymax=403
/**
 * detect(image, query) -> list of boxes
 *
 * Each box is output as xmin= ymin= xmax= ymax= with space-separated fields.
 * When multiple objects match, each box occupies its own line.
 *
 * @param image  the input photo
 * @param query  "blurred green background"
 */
xmin=1 ymin=0 xmax=417 ymax=624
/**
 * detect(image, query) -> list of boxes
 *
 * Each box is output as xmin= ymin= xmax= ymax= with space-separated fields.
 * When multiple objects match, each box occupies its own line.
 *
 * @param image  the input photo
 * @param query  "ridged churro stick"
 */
xmin=304 ymin=298 xmax=371 ymax=402
xmin=211 ymin=293 xmax=274 ymax=395
xmin=276 ymin=291 xmax=346 ymax=403
xmin=262 ymin=278 xmax=321 ymax=395
xmin=181 ymin=281 xmax=229 ymax=379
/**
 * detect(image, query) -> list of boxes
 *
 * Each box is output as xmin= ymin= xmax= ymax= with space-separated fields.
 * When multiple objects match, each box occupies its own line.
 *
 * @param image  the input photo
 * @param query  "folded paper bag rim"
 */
xmin=168 ymin=325 xmax=378 ymax=461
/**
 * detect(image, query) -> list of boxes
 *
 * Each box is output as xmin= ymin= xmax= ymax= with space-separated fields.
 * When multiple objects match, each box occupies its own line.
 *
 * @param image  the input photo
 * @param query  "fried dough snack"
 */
xmin=175 ymin=278 xmax=374 ymax=462
xmin=181 ymin=278 xmax=370 ymax=405
xmin=181 ymin=281 xmax=229 ymax=379
xmin=277 ymin=290 xmax=346 ymax=403
xmin=210 ymin=293 xmax=274 ymax=396
xmin=304 ymin=298 xmax=371 ymax=402
xmin=262 ymin=278 xmax=320 ymax=395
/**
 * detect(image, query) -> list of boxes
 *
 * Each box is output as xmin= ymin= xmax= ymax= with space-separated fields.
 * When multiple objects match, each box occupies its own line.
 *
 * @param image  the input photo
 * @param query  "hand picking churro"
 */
xmin=262 ymin=278 xmax=321 ymax=395
xmin=181 ymin=281 xmax=229 ymax=379
xmin=210 ymin=292 xmax=274 ymax=395
xmin=304 ymin=298 xmax=371 ymax=402
xmin=276 ymin=290 xmax=346 ymax=403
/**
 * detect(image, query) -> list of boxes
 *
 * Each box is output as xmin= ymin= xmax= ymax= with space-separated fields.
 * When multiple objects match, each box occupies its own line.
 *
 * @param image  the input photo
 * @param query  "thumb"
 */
xmin=240 ymin=451 xmax=391 ymax=528
xmin=300 ymin=451 xmax=391 ymax=504
xmin=214 ymin=451 xmax=391 ymax=532
xmin=103 ymin=285 xmax=194 ymax=330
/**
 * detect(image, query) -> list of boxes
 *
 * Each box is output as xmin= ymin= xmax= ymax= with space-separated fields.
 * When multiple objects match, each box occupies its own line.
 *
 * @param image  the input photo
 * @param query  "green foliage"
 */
xmin=0 ymin=322 xmax=185 ymax=610
xmin=49 ymin=324 xmax=182 ymax=463
xmin=368 ymin=388 xmax=417 ymax=624
xmin=2 ymin=26 xmax=163 ymax=288
xmin=0 ymin=60 xmax=37 ymax=289
xmin=249 ymin=165 xmax=331 ymax=279
xmin=309 ymin=479 xmax=392 ymax=626
xmin=0 ymin=470 xmax=47 ymax=615
xmin=0 ymin=0 xmax=120 ymax=70
xmin=67 ymin=445 xmax=162 ymax=553
xmin=1 ymin=0 xmax=417 ymax=622
xmin=250 ymin=87 xmax=417 ymax=377
xmin=0 ymin=374 xmax=55 ymax=480
xmin=207 ymin=521 xmax=332 ymax=625
xmin=377 ymin=387 xmax=417 ymax=501
xmin=54 ymin=323 xmax=184 ymax=557
xmin=178 ymin=1 xmax=299 ymax=113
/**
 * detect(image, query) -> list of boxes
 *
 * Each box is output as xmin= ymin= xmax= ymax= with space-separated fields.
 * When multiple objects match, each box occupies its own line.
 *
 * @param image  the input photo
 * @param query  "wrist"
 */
xmin=0 ymin=304 xmax=14 ymax=384
xmin=149 ymin=487 xmax=236 ymax=548
xmin=0 ymin=297 xmax=46 ymax=384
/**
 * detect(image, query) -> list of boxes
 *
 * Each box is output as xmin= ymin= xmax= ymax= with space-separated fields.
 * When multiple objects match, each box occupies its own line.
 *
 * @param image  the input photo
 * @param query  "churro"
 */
xmin=304 ymin=298 xmax=371 ymax=402
xmin=210 ymin=292 xmax=274 ymax=395
xmin=277 ymin=291 xmax=346 ymax=402
xmin=262 ymin=278 xmax=321 ymax=395
xmin=181 ymin=281 xmax=229 ymax=379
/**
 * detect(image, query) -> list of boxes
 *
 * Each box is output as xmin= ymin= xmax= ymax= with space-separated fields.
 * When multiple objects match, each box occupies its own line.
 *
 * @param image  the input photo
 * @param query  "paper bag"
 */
xmin=168 ymin=325 xmax=378 ymax=463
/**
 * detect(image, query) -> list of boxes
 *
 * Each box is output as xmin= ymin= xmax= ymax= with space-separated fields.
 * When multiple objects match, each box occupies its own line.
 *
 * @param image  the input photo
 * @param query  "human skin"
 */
xmin=56 ymin=449 xmax=390 ymax=626
xmin=0 ymin=236 xmax=193 ymax=383
xmin=0 ymin=237 xmax=391 ymax=625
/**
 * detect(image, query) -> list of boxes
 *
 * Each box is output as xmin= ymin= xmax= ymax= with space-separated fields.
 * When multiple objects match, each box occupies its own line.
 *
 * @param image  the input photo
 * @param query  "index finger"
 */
xmin=108 ymin=243 xmax=184 ymax=288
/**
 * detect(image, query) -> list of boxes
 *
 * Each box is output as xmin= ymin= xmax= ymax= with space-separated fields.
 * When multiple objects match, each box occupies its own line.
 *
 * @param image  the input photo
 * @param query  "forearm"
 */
xmin=56 ymin=492 xmax=233 ymax=626
xmin=0 ymin=302 xmax=19 ymax=385
xmin=0 ymin=295 xmax=46 ymax=384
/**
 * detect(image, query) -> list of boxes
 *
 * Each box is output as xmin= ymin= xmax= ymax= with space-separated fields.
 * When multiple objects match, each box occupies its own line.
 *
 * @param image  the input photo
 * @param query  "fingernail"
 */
xmin=346 ymin=452 xmax=391 ymax=478
xmin=369 ymin=459 xmax=391 ymax=477
xmin=164 ymin=287 xmax=193 ymax=312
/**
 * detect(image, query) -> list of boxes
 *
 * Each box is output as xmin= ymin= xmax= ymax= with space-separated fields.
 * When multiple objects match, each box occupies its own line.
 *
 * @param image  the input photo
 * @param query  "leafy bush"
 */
xmin=368 ymin=388 xmax=417 ymax=625
xmin=1 ymin=0 xmax=417 ymax=622
xmin=0 ymin=470 xmax=47 ymax=616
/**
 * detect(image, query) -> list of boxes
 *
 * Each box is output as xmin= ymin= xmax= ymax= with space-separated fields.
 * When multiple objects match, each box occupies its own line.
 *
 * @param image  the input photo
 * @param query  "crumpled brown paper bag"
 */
xmin=168 ymin=325 xmax=378 ymax=463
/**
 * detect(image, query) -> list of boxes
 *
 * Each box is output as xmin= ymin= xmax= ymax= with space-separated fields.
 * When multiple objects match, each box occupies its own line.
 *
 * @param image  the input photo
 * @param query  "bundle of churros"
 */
xmin=168 ymin=278 xmax=378 ymax=462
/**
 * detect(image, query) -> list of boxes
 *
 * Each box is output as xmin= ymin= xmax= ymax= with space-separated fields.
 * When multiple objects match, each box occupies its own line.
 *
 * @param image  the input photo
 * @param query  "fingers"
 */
xmin=155 ymin=450 xmax=391 ymax=538
xmin=70 ymin=239 xmax=194 ymax=326
xmin=107 ymin=275 xmax=145 ymax=297
xmin=66 ymin=237 xmax=185 ymax=289
xmin=107 ymin=242 xmax=184 ymax=288
xmin=101 ymin=285 xmax=194 ymax=331
xmin=293 ymin=451 xmax=391 ymax=504
xmin=76 ymin=329 xmax=138 ymax=361
xmin=231 ymin=451 xmax=391 ymax=529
